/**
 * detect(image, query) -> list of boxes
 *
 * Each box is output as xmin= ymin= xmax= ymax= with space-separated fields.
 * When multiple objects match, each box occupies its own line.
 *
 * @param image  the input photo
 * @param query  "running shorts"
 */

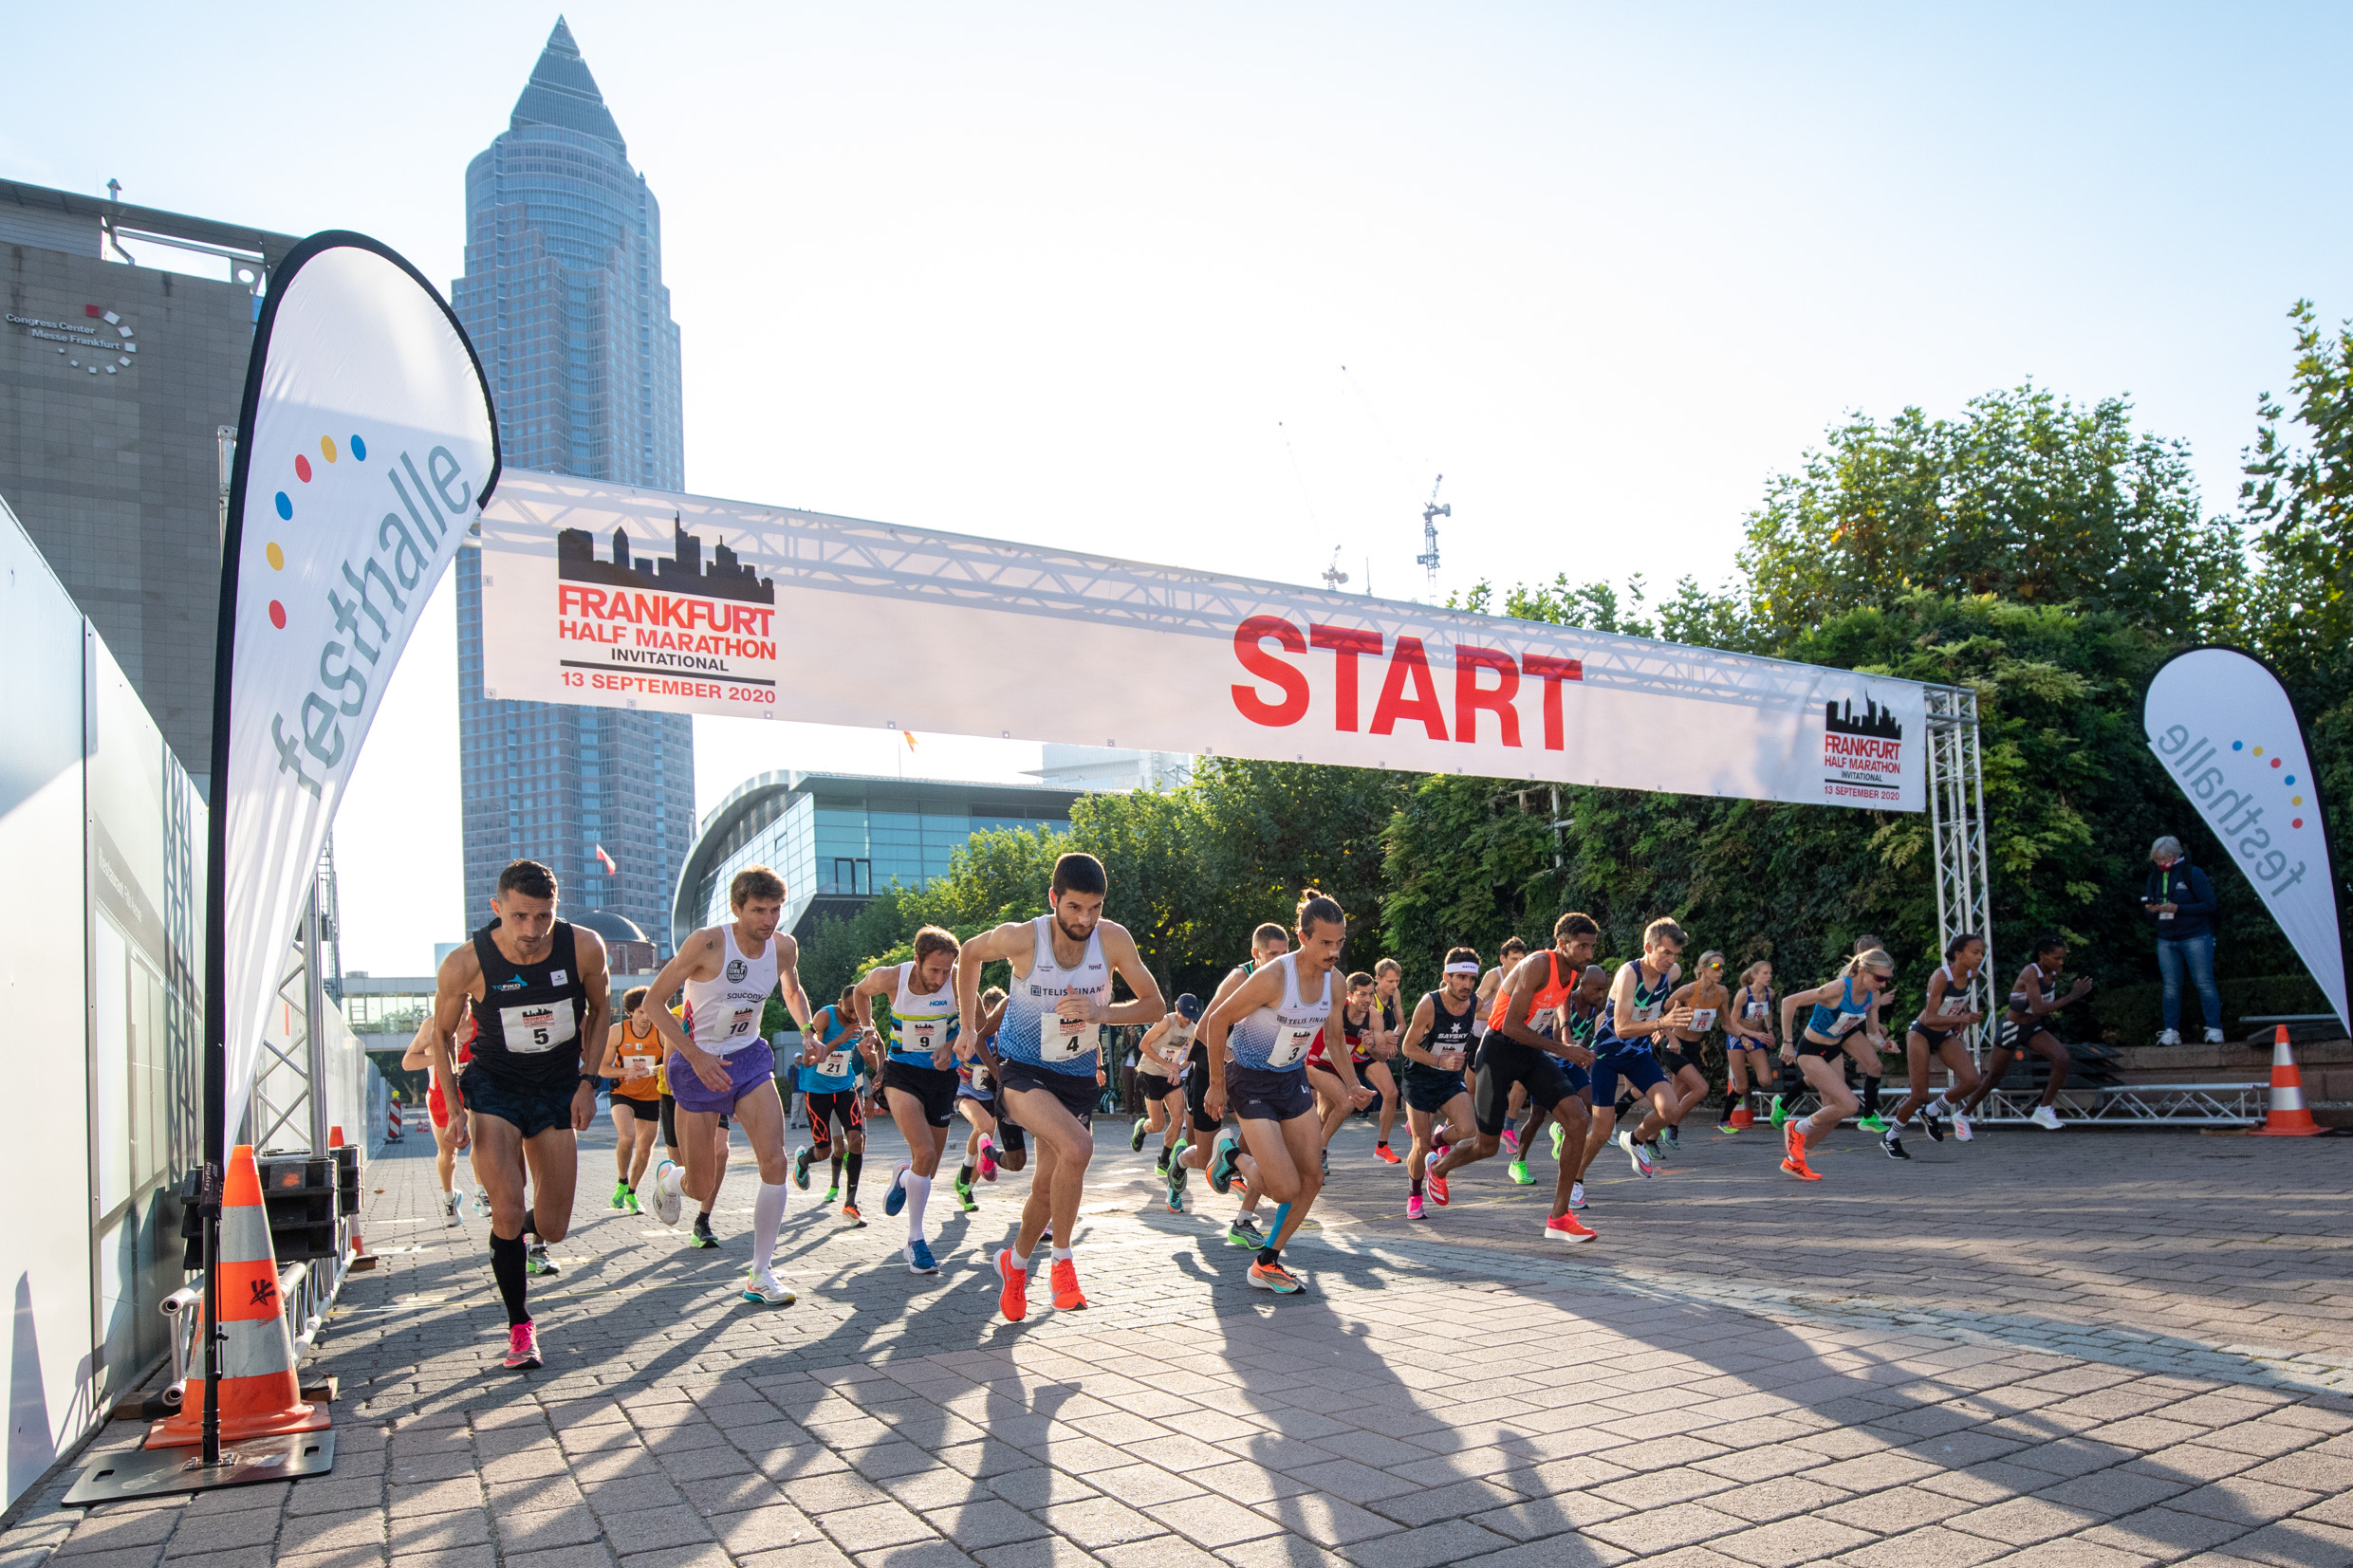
xmin=1588 ymin=1046 xmax=1668 ymax=1108
xmin=1473 ymin=1037 xmax=1570 ymax=1136
xmin=1911 ymin=1023 xmax=1957 ymax=1049
xmin=458 ymin=1063 xmax=579 ymax=1140
xmin=994 ymin=1059 xmax=1099 ymax=1127
xmin=993 ymin=1109 xmax=1028 ymax=1157
xmin=1402 ymin=1065 xmax=1468 ymax=1115
xmin=1182 ymin=1049 xmax=1220 ymax=1134
xmin=428 ymin=1079 xmax=464 ymax=1129
xmin=1136 ymin=1069 xmax=1179 ymax=1101
xmin=1658 ymin=1047 xmax=1696 ymax=1078
xmin=1226 ymin=1063 xmax=1314 ymax=1123
xmin=611 ymin=1092 xmax=659 ymax=1122
xmin=1797 ymin=1034 xmax=1849 ymax=1061
xmin=883 ymin=1061 xmax=960 ymax=1128
xmin=806 ymin=1090 xmax=864 ymax=1148
xmin=669 ymin=1040 xmax=778 ymax=1116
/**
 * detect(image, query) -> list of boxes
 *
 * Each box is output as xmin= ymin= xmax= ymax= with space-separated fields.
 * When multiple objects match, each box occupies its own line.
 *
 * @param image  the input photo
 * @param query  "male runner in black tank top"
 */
xmin=423 ymin=859 xmax=610 ymax=1372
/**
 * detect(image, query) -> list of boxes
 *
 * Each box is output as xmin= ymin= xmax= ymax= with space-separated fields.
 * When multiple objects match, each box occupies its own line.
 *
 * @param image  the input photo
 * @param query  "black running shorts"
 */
xmin=883 ymin=1060 xmax=959 ymax=1128
xmin=1227 ymin=1063 xmax=1315 ymax=1123
xmin=1402 ymin=1065 xmax=1469 ymax=1116
xmin=1136 ymin=1069 xmax=1179 ymax=1101
xmin=1473 ymin=1037 xmax=1570 ymax=1136
xmin=460 ymin=1063 xmax=582 ymax=1140
xmin=806 ymin=1090 xmax=864 ymax=1146
xmin=994 ymin=1058 xmax=1099 ymax=1127
xmin=1182 ymin=1046 xmax=1220 ymax=1133
xmin=1658 ymin=1047 xmax=1697 ymax=1078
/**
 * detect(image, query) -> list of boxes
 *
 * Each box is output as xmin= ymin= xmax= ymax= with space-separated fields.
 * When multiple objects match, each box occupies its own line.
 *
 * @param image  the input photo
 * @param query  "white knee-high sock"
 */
xmin=751 ymin=1181 xmax=787 ymax=1272
xmin=902 ymin=1172 xmax=932 ymax=1243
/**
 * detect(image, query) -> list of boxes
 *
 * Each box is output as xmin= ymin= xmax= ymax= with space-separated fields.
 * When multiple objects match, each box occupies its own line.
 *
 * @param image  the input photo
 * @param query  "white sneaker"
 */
xmin=1568 ymin=1181 xmax=1587 ymax=1210
xmin=1617 ymin=1130 xmax=1655 ymax=1177
xmin=649 ymin=1159 xmax=684 ymax=1227
xmin=741 ymin=1267 xmax=795 ymax=1306
xmin=470 ymin=1188 xmax=491 ymax=1217
xmin=1952 ymin=1111 xmax=1973 ymax=1142
xmin=2203 ymin=1028 xmax=2226 ymax=1044
xmin=2157 ymin=1028 xmax=2182 ymax=1046
xmin=441 ymin=1190 xmax=460 ymax=1227
xmin=2029 ymin=1105 xmax=2064 ymax=1131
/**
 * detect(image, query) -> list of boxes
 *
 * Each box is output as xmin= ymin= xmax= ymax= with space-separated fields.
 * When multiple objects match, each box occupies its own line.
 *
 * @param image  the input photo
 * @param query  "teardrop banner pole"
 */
xmin=66 ymin=232 xmax=499 ymax=1504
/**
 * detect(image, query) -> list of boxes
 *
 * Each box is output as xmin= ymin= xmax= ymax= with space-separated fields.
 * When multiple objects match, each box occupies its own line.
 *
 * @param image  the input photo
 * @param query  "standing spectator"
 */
xmin=2143 ymin=836 xmax=2224 ymax=1044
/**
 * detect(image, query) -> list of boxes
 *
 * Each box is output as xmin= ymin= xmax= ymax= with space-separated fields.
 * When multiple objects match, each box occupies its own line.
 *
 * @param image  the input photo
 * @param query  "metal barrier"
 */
xmin=1968 ymin=1081 xmax=2270 ymax=1127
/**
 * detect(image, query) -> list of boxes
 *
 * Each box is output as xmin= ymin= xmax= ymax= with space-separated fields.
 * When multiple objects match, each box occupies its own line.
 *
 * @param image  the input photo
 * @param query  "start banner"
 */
xmin=477 ymin=471 xmax=1930 ymax=811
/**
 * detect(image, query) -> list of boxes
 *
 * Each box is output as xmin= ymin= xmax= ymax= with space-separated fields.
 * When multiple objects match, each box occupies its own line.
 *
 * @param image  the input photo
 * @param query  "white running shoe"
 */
xmin=741 ymin=1267 xmax=795 ymax=1306
xmin=1952 ymin=1111 xmax=1973 ymax=1142
xmin=2156 ymin=1028 xmax=2182 ymax=1046
xmin=2202 ymin=1028 xmax=2226 ymax=1044
xmin=1568 ymin=1180 xmax=1587 ymax=1210
xmin=649 ymin=1160 xmax=684 ymax=1227
xmin=2029 ymin=1105 xmax=2064 ymax=1132
xmin=1617 ymin=1129 xmax=1655 ymax=1177
xmin=471 ymin=1188 xmax=491 ymax=1218
xmin=441 ymin=1190 xmax=460 ymax=1227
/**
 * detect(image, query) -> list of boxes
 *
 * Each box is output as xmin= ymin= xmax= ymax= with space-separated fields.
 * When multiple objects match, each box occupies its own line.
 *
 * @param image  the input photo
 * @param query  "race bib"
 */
xmin=1830 ymin=1012 xmax=1865 ymax=1038
xmin=1937 ymin=994 xmax=1969 ymax=1018
xmin=1154 ymin=1022 xmax=1195 ymax=1069
xmin=727 ymin=1007 xmax=758 ymax=1038
xmin=1044 ymin=1009 xmax=1098 ymax=1062
xmin=622 ymin=1052 xmax=654 ymax=1079
xmin=500 ymin=1003 xmax=575 ymax=1054
xmin=817 ymin=1047 xmax=853 ymax=1077
xmin=1267 ymin=1024 xmax=1317 ymax=1070
xmin=900 ymin=1018 xmax=943 ymax=1057
xmin=1634 ymin=1002 xmax=1663 ymax=1024
xmin=1691 ymin=1008 xmax=1718 ymax=1032
xmin=1745 ymin=1001 xmax=1767 ymax=1021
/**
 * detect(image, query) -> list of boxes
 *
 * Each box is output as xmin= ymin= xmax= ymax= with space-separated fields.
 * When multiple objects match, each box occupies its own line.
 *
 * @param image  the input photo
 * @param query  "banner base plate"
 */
xmin=64 ymin=1430 xmax=336 ymax=1505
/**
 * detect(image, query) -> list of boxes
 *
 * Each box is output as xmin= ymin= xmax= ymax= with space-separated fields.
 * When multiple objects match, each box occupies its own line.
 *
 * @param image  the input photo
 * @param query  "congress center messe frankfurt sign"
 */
xmin=475 ymin=470 xmax=1929 ymax=812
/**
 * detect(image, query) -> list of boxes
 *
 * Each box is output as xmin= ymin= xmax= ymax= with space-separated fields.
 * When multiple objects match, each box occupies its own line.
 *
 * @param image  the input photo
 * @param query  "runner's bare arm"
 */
xmin=1196 ymin=961 xmax=1286 ymax=1118
xmin=850 ymin=961 xmax=901 ymax=1042
xmin=1398 ymin=995 xmax=1445 ymax=1069
xmin=401 ymin=1015 xmax=435 ymax=1072
xmin=1097 ymin=923 xmax=1167 ymax=1026
xmin=641 ymin=929 xmax=719 ymax=1057
xmin=424 ymin=943 xmax=482 ymax=1102
xmin=954 ymin=920 xmax=1029 ymax=1041
xmin=571 ymin=928 xmax=614 ymax=1131
xmin=594 ymin=1022 xmax=627 ymax=1079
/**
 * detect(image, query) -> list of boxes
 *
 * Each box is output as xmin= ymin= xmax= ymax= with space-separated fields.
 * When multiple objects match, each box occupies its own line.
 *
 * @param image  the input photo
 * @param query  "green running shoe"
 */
xmin=623 ymin=1187 xmax=641 ymax=1215
xmin=954 ymin=1174 xmax=978 ymax=1212
xmin=824 ymin=1186 xmax=840 ymax=1205
xmin=1226 ymin=1215 xmax=1264 ymax=1248
xmin=1769 ymin=1095 xmax=1788 ymax=1129
xmin=1509 ymin=1158 xmax=1535 ymax=1186
xmin=1549 ymin=1120 xmax=1566 ymax=1159
xmin=525 ymin=1243 xmax=558 ymax=1276
xmin=609 ymin=1181 xmax=631 ymax=1211
xmin=1130 ymin=1116 xmax=1150 ymax=1153
xmin=1855 ymin=1115 xmax=1888 ymax=1134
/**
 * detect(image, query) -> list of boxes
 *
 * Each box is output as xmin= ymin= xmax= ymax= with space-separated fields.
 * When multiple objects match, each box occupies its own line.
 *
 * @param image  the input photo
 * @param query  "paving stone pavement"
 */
xmin=9 ymin=1110 xmax=2353 ymax=1568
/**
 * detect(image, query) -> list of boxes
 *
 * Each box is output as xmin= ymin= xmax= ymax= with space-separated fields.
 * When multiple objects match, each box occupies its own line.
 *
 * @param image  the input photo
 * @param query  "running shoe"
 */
xmin=1617 ymin=1129 xmax=1656 ymax=1177
xmin=1207 ymin=1134 xmax=1242 ymax=1196
xmin=504 ymin=1320 xmax=543 ymax=1370
xmin=609 ymin=1181 xmax=631 ymax=1211
xmin=1568 ymin=1180 xmax=1587 ymax=1210
xmin=688 ymin=1217 xmax=717 ymax=1249
xmin=471 ymin=1188 xmax=492 ymax=1218
xmin=1508 ymin=1158 xmax=1535 ymax=1186
xmin=885 ymin=1163 xmax=910 ymax=1217
xmin=1716 ymin=1119 xmax=1737 ymax=1135
xmin=1500 ymin=1127 xmax=1520 ymax=1156
xmin=1881 ymin=1132 xmax=1910 ymax=1160
xmin=1663 ymin=1125 xmax=1681 ymax=1151
xmin=792 ymin=1146 xmax=812 ymax=1190
xmin=995 ymin=1249 xmax=1028 ymax=1321
xmin=1918 ymin=1110 xmax=1947 ymax=1144
xmin=1953 ymin=1111 xmax=1974 ymax=1142
xmin=1549 ymin=1120 xmax=1566 ymax=1159
xmin=1249 ymin=1260 xmax=1305 ymax=1294
xmin=1769 ymin=1096 xmax=1788 ymax=1129
xmin=978 ymin=1135 xmax=998 ymax=1182
xmin=1406 ymin=1193 xmax=1425 ymax=1220
xmin=906 ymin=1239 xmax=939 ymax=1275
xmin=1319 ymin=1147 xmax=1328 ymax=1177
xmin=824 ymin=1185 xmax=841 ymax=1204
xmin=1165 ymin=1153 xmax=1189 ymax=1213
xmin=649 ymin=1160 xmax=683 ymax=1227
xmin=1643 ymin=1137 xmax=1666 ymax=1164
xmin=1129 ymin=1116 xmax=1149 ymax=1153
xmin=1781 ymin=1155 xmax=1823 ymax=1181
xmin=1155 ymin=1147 xmax=1172 ymax=1174
xmin=1225 ymin=1216 xmax=1263 ymax=1248
xmin=1427 ymin=1169 xmax=1450 ymax=1207
xmin=742 ymin=1267 xmax=796 ymax=1306
xmin=1856 ymin=1115 xmax=1888 ymax=1134
xmin=1050 ymin=1258 xmax=1086 ymax=1310
xmin=525 ymin=1243 xmax=557 ymax=1276
xmin=2029 ymin=1105 xmax=2065 ymax=1131
xmin=841 ymin=1202 xmax=864 ymax=1227
xmin=1544 ymin=1212 xmax=1599 ymax=1244
xmin=623 ymin=1188 xmax=641 ymax=1215
xmin=441 ymin=1191 xmax=460 ymax=1227
xmin=954 ymin=1174 xmax=978 ymax=1212
xmin=1782 ymin=1118 xmax=1819 ymax=1181
xmin=1375 ymin=1141 xmax=1400 ymax=1165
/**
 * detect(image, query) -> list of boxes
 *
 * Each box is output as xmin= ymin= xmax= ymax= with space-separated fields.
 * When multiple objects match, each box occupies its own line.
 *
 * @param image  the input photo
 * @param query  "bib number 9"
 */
xmin=901 ymin=1021 xmax=941 ymax=1057
xmin=501 ymin=1003 xmax=575 ymax=1054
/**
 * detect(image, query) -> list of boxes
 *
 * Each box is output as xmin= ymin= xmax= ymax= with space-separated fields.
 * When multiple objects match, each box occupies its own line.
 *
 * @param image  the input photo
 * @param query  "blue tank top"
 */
xmin=799 ymin=1005 xmax=864 ymax=1093
xmin=1593 ymin=960 xmax=1675 ymax=1053
xmin=1806 ymin=975 xmax=1876 ymax=1040
xmin=995 ymin=916 xmax=1113 ymax=1077
xmin=1229 ymin=952 xmax=1333 ymax=1073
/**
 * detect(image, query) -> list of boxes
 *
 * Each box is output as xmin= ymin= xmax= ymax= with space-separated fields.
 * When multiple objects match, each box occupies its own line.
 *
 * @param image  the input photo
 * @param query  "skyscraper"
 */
xmin=451 ymin=17 xmax=692 ymax=948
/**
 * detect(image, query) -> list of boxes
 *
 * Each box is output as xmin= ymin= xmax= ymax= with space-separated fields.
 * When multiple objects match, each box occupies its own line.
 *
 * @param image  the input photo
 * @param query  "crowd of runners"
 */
xmin=406 ymin=852 xmax=2090 ymax=1371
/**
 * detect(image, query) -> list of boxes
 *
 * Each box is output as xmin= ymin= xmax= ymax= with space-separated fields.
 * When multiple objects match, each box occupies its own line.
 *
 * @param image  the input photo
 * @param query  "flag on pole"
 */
xmin=903 ymin=730 xmax=918 ymax=751
xmin=596 ymin=843 xmax=618 ymax=876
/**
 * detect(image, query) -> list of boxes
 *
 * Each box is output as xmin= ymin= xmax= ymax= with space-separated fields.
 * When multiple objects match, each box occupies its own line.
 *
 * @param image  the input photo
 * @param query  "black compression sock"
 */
xmin=490 ymin=1234 xmax=529 ymax=1327
xmin=957 ymin=1163 xmax=975 ymax=1186
xmin=694 ymin=1209 xmax=713 ymax=1233
xmin=1257 ymin=1245 xmax=1280 ymax=1267
xmin=1862 ymin=1077 xmax=1882 ymax=1116
xmin=844 ymin=1151 xmax=862 ymax=1201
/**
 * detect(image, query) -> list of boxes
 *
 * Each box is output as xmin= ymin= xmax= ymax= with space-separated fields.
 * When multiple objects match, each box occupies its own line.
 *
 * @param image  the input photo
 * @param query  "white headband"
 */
xmin=1443 ymin=961 xmax=1480 ymax=975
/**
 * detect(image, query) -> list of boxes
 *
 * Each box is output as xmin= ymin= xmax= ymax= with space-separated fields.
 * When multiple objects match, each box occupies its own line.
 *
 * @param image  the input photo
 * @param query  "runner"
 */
xmin=963 ymin=989 xmax=1032 ymax=1183
xmin=1364 ymin=958 xmax=1406 ymax=1163
xmin=1886 ymin=933 xmax=1990 ymax=1156
xmin=1960 ymin=934 xmax=2090 ymax=1131
xmin=1169 ymin=923 xmax=1288 ymax=1247
xmin=640 ymin=866 xmax=813 ymax=1307
xmin=1580 ymin=918 xmax=1693 ymax=1182
xmin=421 ymin=859 xmax=610 ymax=1371
xmin=1197 ymin=890 xmax=1348 ymax=1291
xmin=654 ymin=1019 xmax=730 ymax=1250
xmin=791 ymin=985 xmax=873 ymax=1224
xmin=951 ymin=988 xmax=1013 ymax=1211
xmin=1306 ymin=975 xmax=1380 ymax=1173
xmin=850 ymin=927 xmax=964 ymax=1275
xmin=1658 ymin=951 xmax=1728 ymax=1150
xmin=1473 ymin=937 xmax=1529 ymax=1154
xmin=1430 ymin=912 xmax=1602 ymax=1242
xmin=1847 ymin=934 xmax=1897 ymax=1133
xmin=1133 ymin=995 xmax=1204 ymax=1211
xmin=400 ymin=1007 xmax=485 ymax=1225
xmin=1775 ymin=948 xmax=1896 ymax=1179
xmin=1720 ymin=961 xmax=1777 ymax=1133
xmin=595 ymin=987 xmax=665 ymax=1212
xmin=1396 ymin=948 xmax=1481 ymax=1220
xmin=960 ymin=852 xmax=1167 ymax=1319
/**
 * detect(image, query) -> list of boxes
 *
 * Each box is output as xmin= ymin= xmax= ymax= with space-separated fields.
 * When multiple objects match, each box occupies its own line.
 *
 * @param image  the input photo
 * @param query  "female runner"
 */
xmin=1721 ymin=961 xmax=1776 ymax=1133
xmin=1658 ymin=950 xmax=1728 ymax=1150
xmin=1885 ymin=934 xmax=1988 ymax=1157
xmin=1776 ymin=949 xmax=1896 ymax=1180
xmin=1961 ymin=935 xmax=2090 ymax=1131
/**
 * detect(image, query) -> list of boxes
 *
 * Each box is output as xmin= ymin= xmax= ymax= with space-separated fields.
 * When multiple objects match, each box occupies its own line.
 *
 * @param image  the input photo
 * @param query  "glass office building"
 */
xmin=672 ymin=773 xmax=1085 ymax=948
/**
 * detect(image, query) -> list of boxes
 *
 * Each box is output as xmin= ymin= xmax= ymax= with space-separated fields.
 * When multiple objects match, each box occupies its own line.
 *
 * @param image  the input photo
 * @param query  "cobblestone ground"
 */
xmin=9 ymin=1111 xmax=2353 ymax=1568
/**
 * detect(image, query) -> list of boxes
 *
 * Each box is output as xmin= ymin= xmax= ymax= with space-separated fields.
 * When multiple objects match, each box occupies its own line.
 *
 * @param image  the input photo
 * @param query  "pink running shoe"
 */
xmin=978 ymin=1135 xmax=998 ymax=1182
xmin=1406 ymin=1193 xmax=1426 ymax=1220
xmin=1500 ymin=1127 xmax=1520 ymax=1155
xmin=505 ymin=1320 xmax=542 ymax=1370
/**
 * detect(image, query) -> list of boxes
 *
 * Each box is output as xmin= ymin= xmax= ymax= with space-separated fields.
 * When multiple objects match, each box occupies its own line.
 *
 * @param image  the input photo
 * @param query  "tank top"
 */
xmin=994 ymin=916 xmax=1111 ymax=1077
xmin=682 ymin=929 xmax=777 ymax=1059
xmin=2007 ymin=963 xmax=2048 ymax=1017
xmin=1919 ymin=963 xmax=1973 ymax=1029
xmin=467 ymin=919 xmax=589 ymax=1089
xmin=888 ymin=961 xmax=961 ymax=1067
xmin=1230 ymin=952 xmax=1333 ymax=1073
xmin=1595 ymin=959 xmax=1675 ymax=1050
xmin=1407 ymin=989 xmax=1476 ymax=1084
xmin=1736 ymin=985 xmax=1774 ymax=1028
xmin=1487 ymin=950 xmax=1577 ymax=1032
xmin=612 ymin=1015 xmax=664 ymax=1099
xmin=1806 ymin=975 xmax=1876 ymax=1039
xmin=801 ymin=1005 xmax=864 ymax=1092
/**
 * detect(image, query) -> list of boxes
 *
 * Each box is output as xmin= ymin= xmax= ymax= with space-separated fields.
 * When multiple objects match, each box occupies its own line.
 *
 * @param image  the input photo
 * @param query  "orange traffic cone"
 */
xmin=2251 ymin=1026 xmax=2326 ymax=1138
xmin=1730 ymin=1101 xmax=1754 ymax=1130
xmin=146 ymin=1145 xmax=332 ymax=1448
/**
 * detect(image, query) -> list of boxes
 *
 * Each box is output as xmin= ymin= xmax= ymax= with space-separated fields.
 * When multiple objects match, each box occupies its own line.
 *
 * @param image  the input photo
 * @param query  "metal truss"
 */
xmin=1751 ymin=1081 xmax=2268 ymax=1129
xmin=1925 ymin=686 xmax=1996 ymax=1044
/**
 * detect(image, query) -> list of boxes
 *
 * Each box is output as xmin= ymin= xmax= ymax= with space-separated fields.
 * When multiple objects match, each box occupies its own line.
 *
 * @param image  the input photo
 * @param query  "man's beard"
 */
xmin=1055 ymin=915 xmax=1093 ymax=947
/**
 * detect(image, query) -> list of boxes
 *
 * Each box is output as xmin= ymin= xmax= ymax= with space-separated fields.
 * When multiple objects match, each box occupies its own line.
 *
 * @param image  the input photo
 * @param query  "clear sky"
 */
xmin=6 ymin=3 xmax=2347 ymax=975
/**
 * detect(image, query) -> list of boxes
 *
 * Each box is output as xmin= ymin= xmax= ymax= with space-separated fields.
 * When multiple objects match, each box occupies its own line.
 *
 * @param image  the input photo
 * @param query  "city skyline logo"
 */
xmin=556 ymin=514 xmax=773 ymax=605
xmin=1825 ymin=693 xmax=1903 ymax=742
xmin=1821 ymin=688 xmax=1905 ymax=802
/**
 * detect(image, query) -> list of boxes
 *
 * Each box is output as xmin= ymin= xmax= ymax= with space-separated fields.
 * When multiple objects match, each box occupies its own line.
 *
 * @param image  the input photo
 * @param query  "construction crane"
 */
xmin=1417 ymin=474 xmax=1449 ymax=581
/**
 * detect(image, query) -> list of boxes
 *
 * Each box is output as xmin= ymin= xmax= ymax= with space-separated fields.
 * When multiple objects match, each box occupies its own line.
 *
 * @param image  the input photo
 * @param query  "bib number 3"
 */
xmin=1267 ymin=1025 xmax=1316 ymax=1070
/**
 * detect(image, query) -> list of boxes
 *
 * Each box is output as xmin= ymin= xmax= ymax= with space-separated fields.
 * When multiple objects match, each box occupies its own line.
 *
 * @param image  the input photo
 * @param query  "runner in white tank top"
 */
xmin=640 ymin=866 xmax=813 ymax=1306
xmin=955 ymin=852 xmax=1165 ymax=1321
xmin=1195 ymin=890 xmax=1351 ymax=1297
xmin=851 ymin=928 xmax=966 ymax=1277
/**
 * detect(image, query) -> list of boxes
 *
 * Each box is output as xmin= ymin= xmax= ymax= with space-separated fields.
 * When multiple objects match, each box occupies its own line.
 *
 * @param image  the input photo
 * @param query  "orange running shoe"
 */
xmin=1782 ymin=1157 xmax=1823 ymax=1181
xmin=1050 ymin=1257 xmax=1087 ymax=1311
xmin=1375 ymin=1142 xmax=1401 ymax=1164
xmin=1544 ymin=1212 xmax=1598 ymax=1244
xmin=1249 ymin=1260 xmax=1305 ymax=1294
xmin=995 ymin=1250 xmax=1028 ymax=1320
xmin=1782 ymin=1117 xmax=1821 ymax=1180
xmin=1427 ymin=1169 xmax=1450 ymax=1207
xmin=842 ymin=1202 xmax=864 ymax=1227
